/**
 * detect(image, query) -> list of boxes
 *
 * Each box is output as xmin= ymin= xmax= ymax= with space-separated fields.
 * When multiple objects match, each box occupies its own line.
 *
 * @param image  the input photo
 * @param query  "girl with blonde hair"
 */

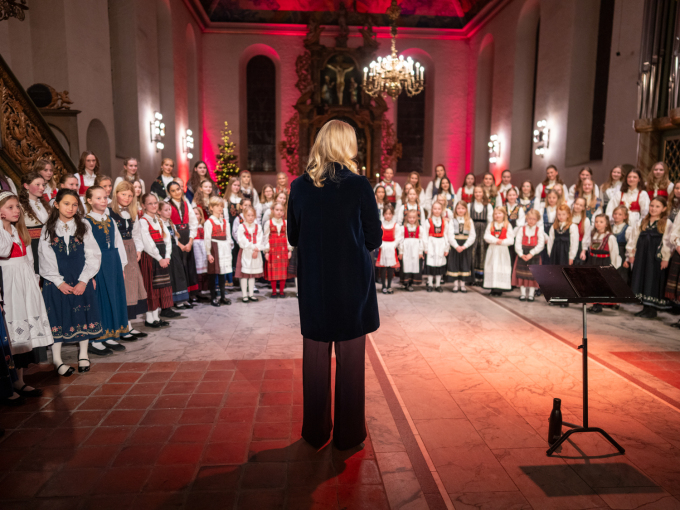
xmin=447 ymin=200 xmax=476 ymax=292
xmin=34 ymin=159 xmax=58 ymax=201
xmin=512 ymin=209 xmax=546 ymax=301
xmin=483 ymin=207 xmax=515 ymax=295
xmin=150 ymin=157 xmax=176 ymax=200
xmin=647 ymin=161 xmax=674 ymax=199
xmin=113 ymin=157 xmax=146 ymax=197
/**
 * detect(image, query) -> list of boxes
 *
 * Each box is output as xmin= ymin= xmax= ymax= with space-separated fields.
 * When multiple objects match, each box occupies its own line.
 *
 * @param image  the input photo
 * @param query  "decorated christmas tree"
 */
xmin=215 ymin=121 xmax=240 ymax=191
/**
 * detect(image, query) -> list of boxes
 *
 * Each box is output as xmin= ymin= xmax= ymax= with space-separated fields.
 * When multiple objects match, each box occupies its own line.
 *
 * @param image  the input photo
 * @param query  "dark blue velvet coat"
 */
xmin=288 ymin=164 xmax=382 ymax=342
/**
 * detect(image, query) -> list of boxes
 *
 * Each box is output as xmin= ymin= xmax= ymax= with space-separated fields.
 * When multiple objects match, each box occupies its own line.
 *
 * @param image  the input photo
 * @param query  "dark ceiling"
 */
xmin=196 ymin=0 xmax=494 ymax=29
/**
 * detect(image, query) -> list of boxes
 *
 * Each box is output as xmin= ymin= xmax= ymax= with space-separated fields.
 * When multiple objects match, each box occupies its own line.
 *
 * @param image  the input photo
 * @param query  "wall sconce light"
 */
xmin=533 ymin=119 xmax=549 ymax=157
xmin=150 ymin=112 xmax=165 ymax=152
xmin=182 ymin=129 xmax=194 ymax=160
xmin=488 ymin=134 xmax=501 ymax=163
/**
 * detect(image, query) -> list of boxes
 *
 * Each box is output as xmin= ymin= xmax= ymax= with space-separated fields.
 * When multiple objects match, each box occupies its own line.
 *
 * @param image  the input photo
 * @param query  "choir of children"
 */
xmin=0 ymin=156 xmax=679 ymax=392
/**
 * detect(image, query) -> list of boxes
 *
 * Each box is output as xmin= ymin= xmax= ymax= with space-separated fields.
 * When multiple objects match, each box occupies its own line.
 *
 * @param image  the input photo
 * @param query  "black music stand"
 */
xmin=530 ymin=265 xmax=638 ymax=457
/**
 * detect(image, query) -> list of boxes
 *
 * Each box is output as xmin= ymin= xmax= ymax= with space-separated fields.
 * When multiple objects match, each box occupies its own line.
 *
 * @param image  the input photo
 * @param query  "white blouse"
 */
xmin=38 ymin=219 xmax=102 ymax=287
xmin=626 ymin=219 xmax=673 ymax=261
xmin=448 ymin=216 xmax=476 ymax=249
xmin=263 ymin=218 xmax=292 ymax=252
xmin=571 ymin=214 xmax=592 ymax=250
xmin=140 ymin=213 xmax=171 ymax=261
xmin=204 ymin=215 xmax=234 ymax=249
xmin=24 ymin=198 xmax=49 ymax=226
xmin=118 ymin=210 xmax=144 ymax=253
xmin=647 ymin=182 xmax=675 ymax=199
xmin=74 ymin=171 xmax=97 ymax=189
xmin=484 ymin=222 xmax=515 ymax=247
xmin=86 ymin=211 xmax=128 ymax=269
xmin=169 ymin=198 xmax=199 ymax=239
xmin=568 ymin=183 xmax=601 ymax=203
xmin=606 ymin=188 xmax=650 ymax=226
xmin=0 ymin=225 xmax=34 ymax=267
xmin=514 ymin=224 xmax=546 ymax=257
xmin=468 ymin=201 xmax=494 ymax=222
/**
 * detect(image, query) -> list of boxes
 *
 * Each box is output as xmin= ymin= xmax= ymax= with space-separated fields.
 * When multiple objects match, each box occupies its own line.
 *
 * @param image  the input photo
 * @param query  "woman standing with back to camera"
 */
xmin=287 ymin=120 xmax=382 ymax=451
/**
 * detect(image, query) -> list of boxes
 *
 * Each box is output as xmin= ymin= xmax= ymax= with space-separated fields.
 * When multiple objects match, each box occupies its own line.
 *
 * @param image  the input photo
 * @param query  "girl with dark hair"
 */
xmin=19 ymin=171 xmax=50 ymax=273
xmin=568 ymin=167 xmax=601 ymax=203
xmin=606 ymin=169 xmax=650 ymax=226
xmin=75 ymin=151 xmax=100 ymax=197
xmin=426 ymin=164 xmax=448 ymax=206
xmin=456 ymin=173 xmax=476 ymax=205
xmin=498 ymin=170 xmax=519 ymax=205
xmin=39 ymin=189 xmax=102 ymax=375
xmin=113 ymin=157 xmax=146 ymax=197
xmin=373 ymin=167 xmax=402 ymax=209
xmin=84 ymin=186 xmax=130 ymax=356
xmin=187 ymin=160 xmax=217 ymax=202
xmin=518 ymin=180 xmax=535 ymax=215
xmin=628 ymin=197 xmax=672 ymax=318
xmin=0 ymin=192 xmax=53 ymax=394
xmin=150 ymin=158 xmax=176 ymax=200
xmin=166 ymin=181 xmax=200 ymax=303
xmin=469 ymin=185 xmax=493 ymax=284
xmin=534 ymin=165 xmax=564 ymax=210
xmin=482 ymin=173 xmax=499 ymax=208
xmin=159 ymin=201 xmax=191 ymax=311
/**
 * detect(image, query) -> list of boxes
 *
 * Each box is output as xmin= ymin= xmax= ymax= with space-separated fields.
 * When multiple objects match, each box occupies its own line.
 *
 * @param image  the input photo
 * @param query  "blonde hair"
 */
xmin=223 ymin=176 xmax=242 ymax=203
xmin=158 ymin=201 xmax=179 ymax=237
xmin=0 ymin=194 xmax=30 ymax=246
xmin=259 ymin=183 xmax=275 ymax=204
xmin=111 ymin=180 xmax=138 ymax=219
xmin=526 ymin=209 xmax=541 ymax=222
xmin=492 ymin=207 xmax=509 ymax=229
xmin=649 ymin=161 xmax=671 ymax=190
xmin=306 ymin=120 xmax=358 ymax=187
xmin=208 ymin=196 xmax=224 ymax=213
xmin=242 ymin=205 xmax=257 ymax=221
xmin=454 ymin=200 xmax=472 ymax=230
xmin=641 ymin=196 xmax=669 ymax=234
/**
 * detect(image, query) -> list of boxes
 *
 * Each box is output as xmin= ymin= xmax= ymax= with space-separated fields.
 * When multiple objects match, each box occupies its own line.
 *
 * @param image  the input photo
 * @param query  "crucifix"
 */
xmin=327 ymin=62 xmax=354 ymax=105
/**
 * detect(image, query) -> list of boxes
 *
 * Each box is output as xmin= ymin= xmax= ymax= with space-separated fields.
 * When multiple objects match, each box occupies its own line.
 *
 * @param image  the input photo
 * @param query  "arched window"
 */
xmin=246 ymin=56 xmax=276 ymax=172
xmin=397 ymin=89 xmax=426 ymax=174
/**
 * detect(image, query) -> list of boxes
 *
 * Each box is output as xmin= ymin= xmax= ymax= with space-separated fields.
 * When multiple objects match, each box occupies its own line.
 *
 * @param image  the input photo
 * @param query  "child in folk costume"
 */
xmin=447 ymin=200 xmax=476 ymax=293
xmin=627 ymin=197 xmax=673 ymax=318
xmin=548 ymin=205 xmax=580 ymax=309
xmin=75 ymin=151 xmax=100 ymax=197
xmin=239 ymin=170 xmax=260 ymax=209
xmin=236 ymin=205 xmax=264 ymax=303
xmin=469 ymin=186 xmax=493 ymax=283
xmin=518 ymin=180 xmax=535 ymax=215
xmin=375 ymin=185 xmax=387 ymax=221
xmin=224 ymin=176 xmax=243 ymax=276
xmin=482 ymin=173 xmax=499 ymax=208
xmin=232 ymin=197 xmax=255 ymax=241
xmin=606 ymin=169 xmax=650 ymax=227
xmin=397 ymin=187 xmax=426 ymax=225
xmin=534 ymin=164 xmax=565 ymax=210
xmin=425 ymin=164 xmax=448 ymax=205
xmin=150 ymin=158 xmax=176 ymax=201
xmin=264 ymin=202 xmax=292 ymax=298
xmin=186 ymin=160 xmax=217 ymax=202
xmin=539 ymin=189 xmax=560 ymax=264
xmin=133 ymin=181 xmax=144 ymax=218
xmin=406 ymin=171 xmax=430 ymax=214
xmin=158 ymin=201 xmax=191 ymax=311
xmin=53 ymin=173 xmax=86 ymax=214
xmin=192 ymin=179 xmax=214 ymax=222
xmin=587 ymin=214 xmax=622 ymax=313
xmin=668 ymin=181 xmax=680 ymax=223
xmin=166 ymin=181 xmax=200 ymax=303
xmin=568 ymin=167 xmax=601 ymax=203
xmin=109 ymin=181 xmax=148 ymax=341
xmin=204 ymin=196 xmax=233 ymax=307
xmin=580 ymin=178 xmax=604 ymax=221
xmin=456 ymin=173 xmax=476 ymax=205
xmin=192 ymin=206 xmax=210 ymax=299
xmin=612 ymin=205 xmax=632 ymax=285
xmin=139 ymin=193 xmax=173 ymax=328
xmin=666 ymin=214 xmax=680 ymax=328
xmin=647 ymin=161 xmax=674 ymax=199
xmin=35 ymin=159 xmax=58 ymax=202
xmin=84 ymin=186 xmax=129 ymax=356
xmin=376 ymin=204 xmax=402 ymax=294
xmin=399 ymin=209 xmax=424 ymax=292
xmin=374 ymin=167 xmax=402 ymax=209
xmin=512 ymin=209 xmax=546 ymax=302
xmin=437 ymin=177 xmax=456 ymax=212
xmin=422 ymin=201 xmax=450 ymax=293
xmin=571 ymin=197 xmax=592 ymax=265
xmin=19 ymin=171 xmax=49 ymax=274
xmin=261 ymin=192 xmax=287 ymax=225
xmin=498 ymin=170 xmax=520 ymax=205
xmin=504 ymin=187 xmax=525 ymax=268
xmin=483 ymin=207 xmax=515 ymax=296
xmin=94 ymin=175 xmax=114 ymax=202
xmin=435 ymin=193 xmax=455 ymax=221
xmin=601 ymin=165 xmax=624 ymax=212
xmin=259 ymin=184 xmax=275 ymax=224
xmin=0 ymin=192 xmax=53 ymax=395
xmin=114 ymin=157 xmax=146 ymax=199
xmin=39 ymin=190 xmax=103 ymax=375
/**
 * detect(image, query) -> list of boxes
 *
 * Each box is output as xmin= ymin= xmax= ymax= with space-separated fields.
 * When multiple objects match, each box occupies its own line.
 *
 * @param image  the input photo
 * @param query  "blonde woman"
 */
xmin=113 ymin=157 xmax=146 ymax=197
xmin=288 ymin=119 xmax=382 ymax=452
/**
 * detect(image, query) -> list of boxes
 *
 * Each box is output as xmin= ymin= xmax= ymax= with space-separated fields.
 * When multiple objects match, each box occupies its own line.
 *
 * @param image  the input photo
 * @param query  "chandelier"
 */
xmin=363 ymin=0 xmax=424 ymax=100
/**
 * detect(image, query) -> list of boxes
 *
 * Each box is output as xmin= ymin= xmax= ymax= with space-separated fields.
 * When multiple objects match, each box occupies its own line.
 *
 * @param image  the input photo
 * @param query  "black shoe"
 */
xmin=460 ymin=286 xmax=468 ymax=293
xmin=387 ymin=288 xmax=394 ymax=294
xmin=56 ymin=363 xmax=75 ymax=377
xmin=588 ymin=304 xmax=603 ymax=313
xmin=253 ymin=288 xmax=260 ymax=294
xmin=519 ymin=295 xmax=526 ymax=301
xmin=104 ymin=340 xmax=126 ymax=352
xmin=211 ymin=299 xmax=221 ymax=307
xmin=435 ymin=286 xmax=443 ymax=293
xmin=528 ymin=295 xmax=535 ymax=302
xmin=129 ymin=330 xmax=148 ymax=338
xmin=381 ymin=288 xmax=388 ymax=294
xmin=16 ymin=384 xmax=43 ymax=398
xmin=119 ymin=333 xmax=138 ymax=342
xmin=78 ymin=358 xmax=91 ymax=373
xmin=560 ymin=304 xmax=569 ymax=308
xmin=242 ymin=297 xmax=249 ymax=303
xmin=144 ymin=320 xmax=163 ymax=328
xmin=174 ymin=303 xmax=191 ymax=310
xmin=189 ymin=296 xmax=199 ymax=304
xmin=634 ymin=308 xmax=647 ymax=317
xmin=249 ymin=296 xmax=258 ymax=302
xmin=642 ymin=308 xmax=657 ymax=319
xmin=88 ymin=344 xmax=113 ymax=356
xmin=671 ymin=321 xmax=680 ymax=328
xmin=452 ymin=287 xmax=459 ymax=293
xmin=426 ymin=285 xmax=433 ymax=293
xmin=158 ymin=320 xmax=170 ymax=327
xmin=279 ymin=292 xmax=286 ymax=299
xmin=220 ymin=297 xmax=232 ymax=305
xmin=160 ymin=308 xmax=181 ymax=318
xmin=270 ymin=293 xmax=278 ymax=299
xmin=406 ymin=285 xmax=414 ymax=292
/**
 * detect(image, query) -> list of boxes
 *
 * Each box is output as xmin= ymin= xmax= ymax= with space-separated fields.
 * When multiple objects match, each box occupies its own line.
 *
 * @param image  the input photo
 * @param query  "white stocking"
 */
xmin=248 ymin=278 xmax=255 ymax=297
xmin=79 ymin=340 xmax=90 ymax=366
xmin=520 ymin=286 xmax=526 ymax=297
xmin=427 ymin=275 xmax=434 ymax=286
xmin=435 ymin=275 xmax=442 ymax=287
xmin=240 ymin=279 xmax=248 ymax=296
xmin=52 ymin=343 xmax=63 ymax=369
xmin=153 ymin=308 xmax=160 ymax=321
xmin=528 ymin=287 xmax=536 ymax=298
xmin=452 ymin=280 xmax=459 ymax=290
xmin=146 ymin=311 xmax=155 ymax=323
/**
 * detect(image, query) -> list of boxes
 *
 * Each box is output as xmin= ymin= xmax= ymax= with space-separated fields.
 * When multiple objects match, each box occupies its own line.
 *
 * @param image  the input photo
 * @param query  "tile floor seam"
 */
xmin=368 ymin=333 xmax=455 ymax=510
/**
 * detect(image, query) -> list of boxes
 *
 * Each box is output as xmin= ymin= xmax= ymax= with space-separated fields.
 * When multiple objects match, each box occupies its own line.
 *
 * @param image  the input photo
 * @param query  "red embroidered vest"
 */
xmin=242 ymin=223 xmax=258 ymax=243
xmin=9 ymin=238 xmax=27 ymax=258
xmin=170 ymin=199 xmax=188 ymax=225
xmin=404 ymin=226 xmax=420 ymax=239
xmin=382 ymin=224 xmax=396 ymax=242
xmin=209 ymin=218 xmax=227 ymax=240
xmin=428 ymin=219 xmax=445 ymax=238
xmin=521 ymin=226 xmax=538 ymax=246
xmin=623 ymin=190 xmax=642 ymax=212
xmin=490 ymin=225 xmax=508 ymax=240
xmin=142 ymin=218 xmax=164 ymax=243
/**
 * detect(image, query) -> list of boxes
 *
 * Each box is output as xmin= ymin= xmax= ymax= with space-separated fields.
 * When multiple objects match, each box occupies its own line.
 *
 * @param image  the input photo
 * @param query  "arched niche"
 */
xmin=397 ymin=48 xmax=434 ymax=176
xmin=86 ymin=119 xmax=112 ymax=175
xmin=509 ymin=0 xmax=540 ymax=171
xmin=473 ymin=34 xmax=494 ymax=176
xmin=238 ymin=44 xmax=281 ymax=173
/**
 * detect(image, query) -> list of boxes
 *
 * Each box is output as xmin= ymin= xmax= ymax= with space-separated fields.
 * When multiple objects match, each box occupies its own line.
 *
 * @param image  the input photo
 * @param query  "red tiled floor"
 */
xmin=613 ymin=351 xmax=680 ymax=390
xmin=0 ymin=358 xmax=386 ymax=509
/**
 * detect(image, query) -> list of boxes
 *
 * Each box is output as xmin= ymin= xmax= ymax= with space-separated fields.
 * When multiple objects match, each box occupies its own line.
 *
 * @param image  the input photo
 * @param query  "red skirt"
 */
xmin=140 ymin=252 xmax=173 ymax=310
xmin=265 ymin=246 xmax=289 ymax=281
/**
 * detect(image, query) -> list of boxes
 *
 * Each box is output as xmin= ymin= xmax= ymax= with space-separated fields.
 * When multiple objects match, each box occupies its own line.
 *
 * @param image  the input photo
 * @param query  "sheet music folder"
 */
xmin=529 ymin=265 xmax=638 ymax=304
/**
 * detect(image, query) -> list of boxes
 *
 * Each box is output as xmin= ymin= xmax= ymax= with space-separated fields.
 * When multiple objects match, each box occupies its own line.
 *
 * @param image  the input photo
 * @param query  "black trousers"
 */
xmin=302 ymin=335 xmax=367 ymax=450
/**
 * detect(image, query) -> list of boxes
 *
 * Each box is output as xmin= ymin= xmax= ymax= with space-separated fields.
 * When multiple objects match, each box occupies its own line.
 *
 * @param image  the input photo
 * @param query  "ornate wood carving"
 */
xmin=0 ymin=53 xmax=77 ymax=185
xmin=381 ymin=117 xmax=402 ymax=170
xmin=286 ymin=15 xmax=394 ymax=178
xmin=0 ymin=0 xmax=28 ymax=22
